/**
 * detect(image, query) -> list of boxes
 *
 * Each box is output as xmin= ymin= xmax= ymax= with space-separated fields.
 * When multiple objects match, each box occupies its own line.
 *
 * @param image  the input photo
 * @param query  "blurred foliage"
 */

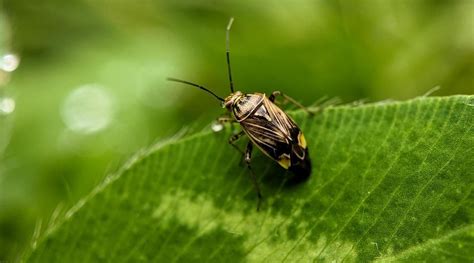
xmin=0 ymin=0 xmax=473 ymax=261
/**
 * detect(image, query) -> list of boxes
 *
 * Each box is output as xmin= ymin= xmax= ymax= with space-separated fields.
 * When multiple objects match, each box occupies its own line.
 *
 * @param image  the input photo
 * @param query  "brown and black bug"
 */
xmin=168 ymin=18 xmax=312 ymax=209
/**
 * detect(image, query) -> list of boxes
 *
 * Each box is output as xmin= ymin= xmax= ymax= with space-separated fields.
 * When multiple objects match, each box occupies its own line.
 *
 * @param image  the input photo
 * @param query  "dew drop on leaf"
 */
xmin=211 ymin=122 xmax=223 ymax=132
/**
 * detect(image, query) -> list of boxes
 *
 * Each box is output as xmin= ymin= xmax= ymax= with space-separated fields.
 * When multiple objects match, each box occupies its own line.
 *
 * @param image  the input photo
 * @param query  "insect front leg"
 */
xmin=244 ymin=142 xmax=263 ymax=211
xmin=215 ymin=115 xmax=239 ymax=134
xmin=269 ymin=91 xmax=314 ymax=115
xmin=217 ymin=116 xmax=236 ymax=124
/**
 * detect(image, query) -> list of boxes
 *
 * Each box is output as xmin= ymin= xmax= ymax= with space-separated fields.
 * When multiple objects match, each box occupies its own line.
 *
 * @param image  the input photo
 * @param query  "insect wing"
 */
xmin=240 ymin=96 xmax=308 ymax=170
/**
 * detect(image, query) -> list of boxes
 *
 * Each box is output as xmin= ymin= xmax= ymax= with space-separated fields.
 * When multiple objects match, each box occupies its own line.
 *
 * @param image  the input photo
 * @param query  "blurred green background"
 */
xmin=0 ymin=0 xmax=472 ymax=261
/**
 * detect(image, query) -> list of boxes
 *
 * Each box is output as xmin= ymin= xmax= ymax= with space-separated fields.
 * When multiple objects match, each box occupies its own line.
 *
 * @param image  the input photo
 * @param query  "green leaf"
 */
xmin=24 ymin=95 xmax=473 ymax=262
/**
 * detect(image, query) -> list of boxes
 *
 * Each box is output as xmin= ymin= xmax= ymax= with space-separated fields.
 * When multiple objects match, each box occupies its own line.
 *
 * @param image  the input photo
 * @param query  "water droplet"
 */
xmin=0 ymin=96 xmax=15 ymax=115
xmin=211 ymin=122 xmax=223 ymax=132
xmin=61 ymin=84 xmax=114 ymax=134
xmin=0 ymin=54 xmax=20 ymax=72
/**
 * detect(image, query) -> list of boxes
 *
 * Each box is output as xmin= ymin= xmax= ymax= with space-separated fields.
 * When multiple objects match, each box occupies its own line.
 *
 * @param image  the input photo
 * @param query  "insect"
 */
xmin=168 ymin=18 xmax=312 ymax=209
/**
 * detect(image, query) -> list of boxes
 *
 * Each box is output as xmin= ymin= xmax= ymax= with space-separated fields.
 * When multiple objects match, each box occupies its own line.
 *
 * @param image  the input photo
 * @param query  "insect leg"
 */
xmin=217 ymin=116 xmax=236 ymax=124
xmin=244 ymin=142 xmax=263 ymax=211
xmin=269 ymin=91 xmax=314 ymax=115
xmin=216 ymin=115 xmax=239 ymax=133
xmin=228 ymin=130 xmax=245 ymax=155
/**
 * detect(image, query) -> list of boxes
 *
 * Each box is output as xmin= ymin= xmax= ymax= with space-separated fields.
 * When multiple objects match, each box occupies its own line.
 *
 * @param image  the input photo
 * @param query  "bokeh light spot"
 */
xmin=0 ymin=96 xmax=15 ymax=115
xmin=0 ymin=54 xmax=20 ymax=72
xmin=61 ymin=84 xmax=115 ymax=134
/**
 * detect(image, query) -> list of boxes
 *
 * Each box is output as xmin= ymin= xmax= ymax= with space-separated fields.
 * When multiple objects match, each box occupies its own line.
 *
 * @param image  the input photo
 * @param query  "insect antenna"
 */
xmin=167 ymin=77 xmax=225 ymax=102
xmin=226 ymin=17 xmax=235 ymax=93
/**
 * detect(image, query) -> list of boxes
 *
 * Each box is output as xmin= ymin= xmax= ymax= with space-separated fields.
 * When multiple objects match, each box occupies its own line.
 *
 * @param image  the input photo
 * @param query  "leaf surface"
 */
xmin=25 ymin=95 xmax=474 ymax=262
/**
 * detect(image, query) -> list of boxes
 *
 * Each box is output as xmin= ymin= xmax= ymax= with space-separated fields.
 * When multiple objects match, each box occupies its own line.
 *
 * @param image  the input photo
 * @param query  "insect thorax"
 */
xmin=225 ymin=92 xmax=265 ymax=121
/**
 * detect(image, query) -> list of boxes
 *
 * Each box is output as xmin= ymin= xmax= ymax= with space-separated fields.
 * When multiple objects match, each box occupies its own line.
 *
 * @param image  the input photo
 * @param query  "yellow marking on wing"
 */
xmin=298 ymin=132 xmax=307 ymax=148
xmin=278 ymin=156 xmax=291 ymax=169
